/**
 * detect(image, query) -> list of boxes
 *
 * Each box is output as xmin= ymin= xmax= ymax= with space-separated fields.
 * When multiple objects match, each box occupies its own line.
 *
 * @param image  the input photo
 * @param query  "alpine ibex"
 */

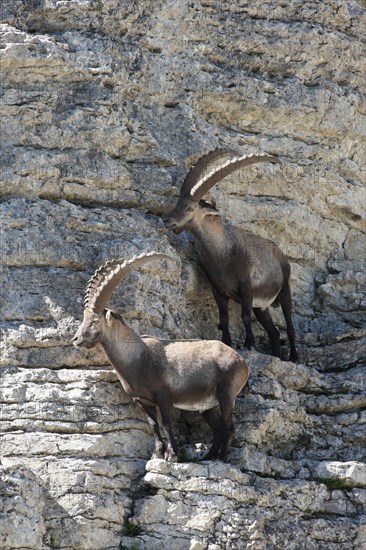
xmin=163 ymin=149 xmax=299 ymax=363
xmin=73 ymin=252 xmax=249 ymax=462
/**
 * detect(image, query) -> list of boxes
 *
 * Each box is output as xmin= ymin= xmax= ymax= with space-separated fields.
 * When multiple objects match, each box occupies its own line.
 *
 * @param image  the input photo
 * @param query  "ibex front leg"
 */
xmin=212 ymin=287 xmax=232 ymax=347
xmin=135 ymin=400 xmax=165 ymax=459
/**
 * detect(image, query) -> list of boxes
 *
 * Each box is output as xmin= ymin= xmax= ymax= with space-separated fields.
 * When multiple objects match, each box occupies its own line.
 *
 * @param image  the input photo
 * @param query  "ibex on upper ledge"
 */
xmin=73 ymin=252 xmax=249 ymax=462
xmin=163 ymin=149 xmax=298 ymax=363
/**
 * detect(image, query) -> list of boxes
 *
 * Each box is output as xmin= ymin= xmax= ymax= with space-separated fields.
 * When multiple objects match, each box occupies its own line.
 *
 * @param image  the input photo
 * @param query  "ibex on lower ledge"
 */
xmin=164 ymin=149 xmax=298 ymax=363
xmin=73 ymin=252 xmax=249 ymax=462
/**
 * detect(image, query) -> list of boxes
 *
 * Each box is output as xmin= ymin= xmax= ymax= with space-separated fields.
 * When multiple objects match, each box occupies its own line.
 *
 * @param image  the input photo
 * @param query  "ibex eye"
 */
xmin=186 ymin=206 xmax=194 ymax=212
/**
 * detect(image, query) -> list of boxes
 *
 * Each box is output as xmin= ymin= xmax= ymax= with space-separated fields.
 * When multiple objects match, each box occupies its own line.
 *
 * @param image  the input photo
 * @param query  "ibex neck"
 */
xmin=101 ymin=322 xmax=149 ymax=381
xmin=191 ymin=213 xmax=224 ymax=236
xmin=190 ymin=215 xmax=227 ymax=252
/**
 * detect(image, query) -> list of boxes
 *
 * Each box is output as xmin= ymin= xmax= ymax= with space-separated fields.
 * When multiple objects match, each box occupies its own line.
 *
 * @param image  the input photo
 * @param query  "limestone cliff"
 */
xmin=0 ymin=1 xmax=365 ymax=549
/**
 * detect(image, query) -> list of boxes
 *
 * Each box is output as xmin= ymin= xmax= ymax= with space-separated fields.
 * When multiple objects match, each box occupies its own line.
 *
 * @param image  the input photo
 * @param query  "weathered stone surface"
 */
xmin=0 ymin=0 xmax=365 ymax=549
xmin=122 ymin=458 xmax=364 ymax=550
xmin=314 ymin=461 xmax=366 ymax=488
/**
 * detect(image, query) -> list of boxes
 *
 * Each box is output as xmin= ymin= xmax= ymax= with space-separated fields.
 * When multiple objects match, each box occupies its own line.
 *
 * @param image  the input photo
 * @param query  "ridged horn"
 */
xmin=183 ymin=149 xmax=281 ymax=201
xmin=180 ymin=148 xmax=237 ymax=198
xmin=84 ymin=252 xmax=176 ymax=313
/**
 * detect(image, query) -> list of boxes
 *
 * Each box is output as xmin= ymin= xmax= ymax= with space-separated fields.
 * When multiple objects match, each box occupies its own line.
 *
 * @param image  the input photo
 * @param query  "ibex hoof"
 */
xmin=164 ymin=451 xmax=178 ymax=462
xmin=244 ymin=339 xmax=255 ymax=351
xmin=203 ymin=452 xmax=217 ymax=461
xmin=222 ymin=336 xmax=232 ymax=347
xmin=151 ymin=451 xmax=165 ymax=460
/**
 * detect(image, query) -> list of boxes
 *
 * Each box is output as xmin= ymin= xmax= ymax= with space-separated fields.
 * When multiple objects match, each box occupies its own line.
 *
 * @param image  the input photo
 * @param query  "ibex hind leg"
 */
xmin=217 ymin=388 xmax=235 ymax=462
xmin=278 ymin=281 xmax=299 ymax=363
xmin=218 ymin=425 xmax=234 ymax=462
xmin=253 ymin=307 xmax=281 ymax=358
xmin=202 ymin=406 xmax=224 ymax=460
xmin=239 ymin=283 xmax=256 ymax=351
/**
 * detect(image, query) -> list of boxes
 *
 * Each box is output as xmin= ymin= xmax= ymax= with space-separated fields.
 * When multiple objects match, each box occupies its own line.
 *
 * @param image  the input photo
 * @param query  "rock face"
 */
xmin=0 ymin=1 xmax=365 ymax=549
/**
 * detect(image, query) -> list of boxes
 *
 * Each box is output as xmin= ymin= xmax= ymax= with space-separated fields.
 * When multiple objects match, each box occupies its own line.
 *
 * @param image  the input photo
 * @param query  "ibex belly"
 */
xmin=173 ymin=395 xmax=219 ymax=413
xmin=251 ymin=265 xmax=282 ymax=310
xmin=252 ymin=289 xmax=280 ymax=310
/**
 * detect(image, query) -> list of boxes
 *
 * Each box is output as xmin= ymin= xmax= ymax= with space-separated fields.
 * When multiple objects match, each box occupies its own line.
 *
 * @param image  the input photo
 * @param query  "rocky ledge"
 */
xmin=1 ymin=345 xmax=365 ymax=549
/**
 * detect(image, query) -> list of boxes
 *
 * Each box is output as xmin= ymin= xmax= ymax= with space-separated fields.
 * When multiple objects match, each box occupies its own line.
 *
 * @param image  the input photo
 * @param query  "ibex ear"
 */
xmin=199 ymin=198 xmax=218 ymax=211
xmin=105 ymin=309 xmax=124 ymax=326
xmin=105 ymin=309 xmax=113 ymax=326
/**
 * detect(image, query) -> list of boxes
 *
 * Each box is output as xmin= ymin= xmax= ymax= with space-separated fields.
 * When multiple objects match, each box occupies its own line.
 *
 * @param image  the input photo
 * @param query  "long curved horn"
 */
xmin=180 ymin=148 xmax=237 ymax=198
xmin=183 ymin=149 xmax=281 ymax=201
xmin=84 ymin=252 xmax=176 ymax=313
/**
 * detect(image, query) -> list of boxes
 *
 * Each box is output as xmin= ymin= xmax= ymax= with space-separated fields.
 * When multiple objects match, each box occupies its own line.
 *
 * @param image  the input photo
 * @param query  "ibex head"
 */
xmin=73 ymin=308 xmax=103 ymax=348
xmin=163 ymin=148 xmax=281 ymax=233
xmin=73 ymin=252 xmax=174 ymax=348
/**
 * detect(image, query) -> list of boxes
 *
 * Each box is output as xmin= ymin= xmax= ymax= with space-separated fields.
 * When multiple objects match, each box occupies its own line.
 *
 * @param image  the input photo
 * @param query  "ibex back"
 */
xmin=73 ymin=252 xmax=249 ymax=462
xmin=164 ymin=149 xmax=298 ymax=362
